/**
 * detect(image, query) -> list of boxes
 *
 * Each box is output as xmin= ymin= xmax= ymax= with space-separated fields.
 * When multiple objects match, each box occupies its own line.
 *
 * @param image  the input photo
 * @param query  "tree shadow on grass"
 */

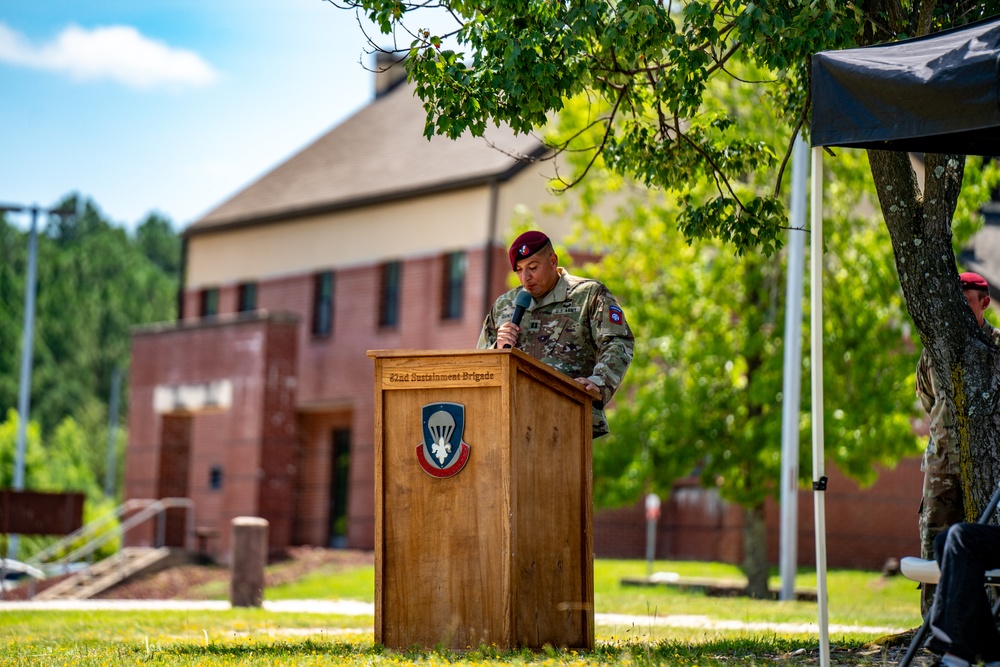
xmin=125 ymin=635 xmax=915 ymax=667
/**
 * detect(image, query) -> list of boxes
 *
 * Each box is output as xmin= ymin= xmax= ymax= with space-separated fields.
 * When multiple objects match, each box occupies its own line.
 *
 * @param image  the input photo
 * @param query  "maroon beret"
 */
xmin=508 ymin=231 xmax=551 ymax=269
xmin=960 ymin=271 xmax=990 ymax=292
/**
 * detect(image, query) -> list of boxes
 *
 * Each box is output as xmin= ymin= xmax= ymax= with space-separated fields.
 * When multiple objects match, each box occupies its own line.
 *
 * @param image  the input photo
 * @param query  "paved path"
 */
xmin=0 ymin=599 xmax=375 ymax=615
xmin=0 ymin=599 xmax=905 ymax=636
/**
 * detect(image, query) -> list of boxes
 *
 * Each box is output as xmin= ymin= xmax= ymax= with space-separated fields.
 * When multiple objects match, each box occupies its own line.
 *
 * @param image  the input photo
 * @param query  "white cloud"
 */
xmin=0 ymin=22 xmax=218 ymax=89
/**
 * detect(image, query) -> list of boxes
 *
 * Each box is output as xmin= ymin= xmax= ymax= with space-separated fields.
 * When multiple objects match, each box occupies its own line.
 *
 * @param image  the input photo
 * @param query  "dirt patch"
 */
xmin=96 ymin=546 xmax=373 ymax=600
xmin=12 ymin=547 xmax=373 ymax=601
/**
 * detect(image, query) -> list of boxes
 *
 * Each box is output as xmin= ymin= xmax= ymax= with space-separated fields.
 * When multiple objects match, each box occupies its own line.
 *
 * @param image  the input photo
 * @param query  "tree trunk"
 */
xmin=867 ymin=150 xmax=1000 ymax=520
xmin=743 ymin=501 xmax=770 ymax=599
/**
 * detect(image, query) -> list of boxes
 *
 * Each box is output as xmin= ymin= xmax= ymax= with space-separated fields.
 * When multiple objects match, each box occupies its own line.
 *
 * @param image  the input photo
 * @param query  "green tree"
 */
xmin=0 ymin=409 xmax=48 ymax=559
xmin=0 ymin=216 xmax=23 ymax=415
xmin=0 ymin=409 xmax=47 ymax=491
xmin=44 ymin=416 xmax=102 ymax=501
xmin=551 ymin=63 xmax=956 ymax=593
xmin=0 ymin=195 xmax=179 ymax=499
xmin=0 ymin=409 xmax=119 ymax=559
xmin=337 ymin=0 xmax=1000 ymax=524
xmin=136 ymin=212 xmax=182 ymax=276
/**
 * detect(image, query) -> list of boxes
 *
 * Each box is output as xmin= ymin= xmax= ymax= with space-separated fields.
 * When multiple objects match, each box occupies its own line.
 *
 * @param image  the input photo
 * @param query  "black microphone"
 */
xmin=503 ymin=290 xmax=533 ymax=349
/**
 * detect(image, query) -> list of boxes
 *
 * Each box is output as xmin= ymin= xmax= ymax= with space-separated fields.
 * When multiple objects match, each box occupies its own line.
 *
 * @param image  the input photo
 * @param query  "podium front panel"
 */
xmin=378 ymin=376 xmax=511 ymax=648
xmin=371 ymin=350 xmax=593 ymax=650
xmin=510 ymin=366 xmax=593 ymax=648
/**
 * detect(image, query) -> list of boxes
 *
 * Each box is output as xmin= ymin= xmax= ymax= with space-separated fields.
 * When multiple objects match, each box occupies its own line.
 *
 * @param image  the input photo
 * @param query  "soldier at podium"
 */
xmin=477 ymin=230 xmax=634 ymax=438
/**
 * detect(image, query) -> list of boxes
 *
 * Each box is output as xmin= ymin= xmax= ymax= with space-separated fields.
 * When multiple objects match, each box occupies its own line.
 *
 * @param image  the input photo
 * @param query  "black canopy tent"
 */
xmin=806 ymin=16 xmax=1000 ymax=665
xmin=812 ymin=15 xmax=1000 ymax=155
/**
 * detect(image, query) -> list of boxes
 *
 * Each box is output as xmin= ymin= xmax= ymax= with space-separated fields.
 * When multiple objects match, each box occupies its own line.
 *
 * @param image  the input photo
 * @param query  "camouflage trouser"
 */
xmin=919 ymin=469 xmax=964 ymax=616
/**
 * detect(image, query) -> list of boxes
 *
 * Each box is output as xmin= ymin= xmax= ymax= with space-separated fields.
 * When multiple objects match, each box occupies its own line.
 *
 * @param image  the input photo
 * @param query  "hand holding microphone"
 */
xmin=500 ymin=290 xmax=533 ymax=349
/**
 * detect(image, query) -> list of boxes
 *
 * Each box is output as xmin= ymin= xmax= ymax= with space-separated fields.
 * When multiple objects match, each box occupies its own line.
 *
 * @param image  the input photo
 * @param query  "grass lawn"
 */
xmin=0 ymin=558 xmax=922 ymax=666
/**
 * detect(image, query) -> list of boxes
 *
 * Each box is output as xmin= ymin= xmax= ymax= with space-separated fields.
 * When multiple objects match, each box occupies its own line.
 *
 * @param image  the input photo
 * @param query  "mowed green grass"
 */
xmin=0 ymin=558 xmax=921 ymax=666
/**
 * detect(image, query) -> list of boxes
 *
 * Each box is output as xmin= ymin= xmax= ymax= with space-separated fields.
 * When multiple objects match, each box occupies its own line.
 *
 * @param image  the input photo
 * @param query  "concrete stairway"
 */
xmin=34 ymin=547 xmax=178 ymax=600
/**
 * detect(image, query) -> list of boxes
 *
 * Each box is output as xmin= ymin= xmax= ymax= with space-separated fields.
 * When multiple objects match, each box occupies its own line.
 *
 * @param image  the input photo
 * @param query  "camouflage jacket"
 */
xmin=916 ymin=319 xmax=1000 ymax=474
xmin=477 ymin=268 xmax=634 ymax=437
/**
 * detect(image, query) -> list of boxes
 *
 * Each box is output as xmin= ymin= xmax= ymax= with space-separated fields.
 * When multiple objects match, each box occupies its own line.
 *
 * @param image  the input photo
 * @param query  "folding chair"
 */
xmin=898 ymin=481 xmax=1000 ymax=667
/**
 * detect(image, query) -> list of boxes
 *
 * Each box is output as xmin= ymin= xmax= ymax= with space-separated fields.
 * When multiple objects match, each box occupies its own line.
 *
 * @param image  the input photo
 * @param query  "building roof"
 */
xmin=187 ymin=79 xmax=546 ymax=236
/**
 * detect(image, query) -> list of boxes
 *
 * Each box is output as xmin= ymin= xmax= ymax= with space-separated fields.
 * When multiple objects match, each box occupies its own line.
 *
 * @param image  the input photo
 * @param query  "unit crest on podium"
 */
xmin=417 ymin=402 xmax=471 ymax=478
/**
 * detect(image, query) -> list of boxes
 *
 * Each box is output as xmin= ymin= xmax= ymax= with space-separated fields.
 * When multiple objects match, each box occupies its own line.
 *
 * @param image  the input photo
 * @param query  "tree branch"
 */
xmin=549 ymin=88 xmax=628 ymax=192
xmin=773 ymin=86 xmax=810 ymax=198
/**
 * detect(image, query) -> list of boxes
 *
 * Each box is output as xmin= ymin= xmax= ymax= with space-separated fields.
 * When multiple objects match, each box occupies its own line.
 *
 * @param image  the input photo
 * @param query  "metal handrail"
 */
xmin=28 ymin=498 xmax=153 ymax=566
xmin=27 ymin=498 xmax=195 ymax=571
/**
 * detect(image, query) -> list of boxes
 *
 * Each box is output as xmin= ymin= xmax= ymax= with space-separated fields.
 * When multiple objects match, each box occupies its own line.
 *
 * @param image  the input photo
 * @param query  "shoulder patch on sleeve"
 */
xmin=608 ymin=304 xmax=624 ymax=324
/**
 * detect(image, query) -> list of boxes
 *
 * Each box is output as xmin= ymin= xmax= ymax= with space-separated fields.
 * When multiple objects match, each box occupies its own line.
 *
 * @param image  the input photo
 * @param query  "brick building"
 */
xmin=125 ymin=59 xmax=926 ymax=569
xmin=595 ymin=457 xmax=922 ymax=570
xmin=124 ymin=61 xmax=577 ymax=561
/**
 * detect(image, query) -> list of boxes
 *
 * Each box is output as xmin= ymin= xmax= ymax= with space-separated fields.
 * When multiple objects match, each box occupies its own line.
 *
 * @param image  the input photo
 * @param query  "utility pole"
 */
xmin=1 ymin=203 xmax=74 ymax=559
xmin=778 ymin=136 xmax=808 ymax=600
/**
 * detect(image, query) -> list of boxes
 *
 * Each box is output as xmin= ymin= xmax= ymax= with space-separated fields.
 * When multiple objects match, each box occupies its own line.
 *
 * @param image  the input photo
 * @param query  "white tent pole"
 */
xmin=810 ymin=145 xmax=830 ymax=666
xmin=779 ymin=135 xmax=808 ymax=601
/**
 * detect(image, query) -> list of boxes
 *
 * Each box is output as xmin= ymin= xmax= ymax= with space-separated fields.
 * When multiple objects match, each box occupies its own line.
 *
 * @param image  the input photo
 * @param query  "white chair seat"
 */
xmin=900 ymin=557 xmax=940 ymax=584
xmin=897 ymin=484 xmax=1000 ymax=667
xmin=900 ymin=556 xmax=1000 ymax=585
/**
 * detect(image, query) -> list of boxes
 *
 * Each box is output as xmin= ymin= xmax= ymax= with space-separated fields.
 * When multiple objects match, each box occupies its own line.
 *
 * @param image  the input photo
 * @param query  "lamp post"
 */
xmin=1 ymin=202 xmax=74 ymax=559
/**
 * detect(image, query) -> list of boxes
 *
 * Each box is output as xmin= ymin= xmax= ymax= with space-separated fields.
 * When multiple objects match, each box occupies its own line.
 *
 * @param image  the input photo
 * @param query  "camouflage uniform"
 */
xmin=916 ymin=319 xmax=1000 ymax=612
xmin=477 ymin=268 xmax=634 ymax=438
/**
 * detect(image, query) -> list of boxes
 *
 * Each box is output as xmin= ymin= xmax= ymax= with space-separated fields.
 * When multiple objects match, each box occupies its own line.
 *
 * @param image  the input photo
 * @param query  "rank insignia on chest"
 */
xmin=416 ymin=402 xmax=471 ymax=478
xmin=609 ymin=305 xmax=624 ymax=324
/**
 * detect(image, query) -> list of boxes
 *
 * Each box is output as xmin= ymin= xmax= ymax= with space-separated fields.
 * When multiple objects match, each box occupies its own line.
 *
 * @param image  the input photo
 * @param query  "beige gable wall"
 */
xmin=186 ymin=187 xmax=490 ymax=288
xmin=497 ymin=163 xmax=577 ymax=242
xmin=185 ymin=166 xmax=580 ymax=289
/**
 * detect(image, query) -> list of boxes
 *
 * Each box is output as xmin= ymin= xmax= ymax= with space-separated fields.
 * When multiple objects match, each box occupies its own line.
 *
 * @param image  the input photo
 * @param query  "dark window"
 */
xmin=441 ymin=251 xmax=466 ymax=320
xmin=237 ymin=282 xmax=257 ymax=313
xmin=209 ymin=465 xmax=223 ymax=491
xmin=312 ymin=271 xmax=334 ymax=336
xmin=199 ymin=288 xmax=219 ymax=318
xmin=329 ymin=428 xmax=351 ymax=548
xmin=379 ymin=261 xmax=402 ymax=328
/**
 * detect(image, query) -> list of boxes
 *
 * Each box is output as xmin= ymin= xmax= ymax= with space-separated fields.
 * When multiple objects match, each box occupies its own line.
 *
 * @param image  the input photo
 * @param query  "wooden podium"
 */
xmin=368 ymin=349 xmax=595 ymax=651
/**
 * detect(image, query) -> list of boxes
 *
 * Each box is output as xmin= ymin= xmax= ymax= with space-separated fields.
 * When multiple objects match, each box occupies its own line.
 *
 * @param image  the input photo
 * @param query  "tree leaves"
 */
xmin=0 ymin=196 xmax=179 ymax=499
xmin=336 ymin=0 xmax=863 ymax=253
xmin=335 ymin=0 xmax=1000 ymax=522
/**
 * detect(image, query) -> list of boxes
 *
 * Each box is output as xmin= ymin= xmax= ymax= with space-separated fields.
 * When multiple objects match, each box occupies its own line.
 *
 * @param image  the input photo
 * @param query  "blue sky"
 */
xmin=0 ymin=1 xmax=396 ymax=231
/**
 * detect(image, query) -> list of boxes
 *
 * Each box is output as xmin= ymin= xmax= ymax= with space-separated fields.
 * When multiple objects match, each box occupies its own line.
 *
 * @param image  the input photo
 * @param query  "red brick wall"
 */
xmin=132 ymin=246 xmax=505 ymax=557
xmin=594 ymin=480 xmax=744 ymax=563
xmin=772 ymin=456 xmax=922 ymax=569
xmin=126 ymin=315 xmax=299 ymax=561
xmin=256 ymin=321 xmax=300 ymax=549
xmin=592 ymin=456 xmax=923 ymax=570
